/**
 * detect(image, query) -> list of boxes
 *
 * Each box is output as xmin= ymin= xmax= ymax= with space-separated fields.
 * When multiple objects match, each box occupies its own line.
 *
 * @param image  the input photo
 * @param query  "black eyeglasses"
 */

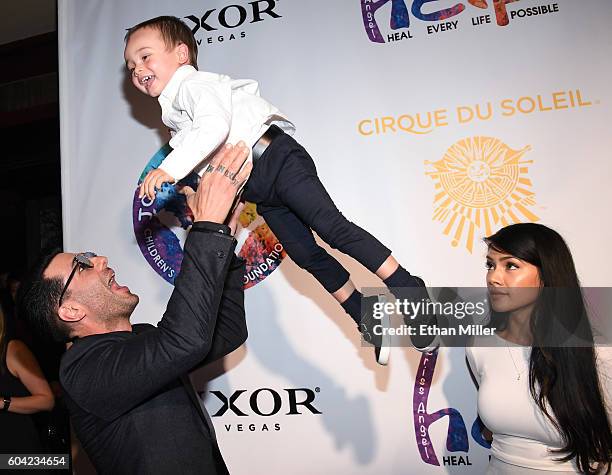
xmin=58 ymin=252 xmax=97 ymax=305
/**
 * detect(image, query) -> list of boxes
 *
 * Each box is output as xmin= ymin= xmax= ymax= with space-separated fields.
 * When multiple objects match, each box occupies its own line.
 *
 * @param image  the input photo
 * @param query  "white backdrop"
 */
xmin=58 ymin=0 xmax=612 ymax=473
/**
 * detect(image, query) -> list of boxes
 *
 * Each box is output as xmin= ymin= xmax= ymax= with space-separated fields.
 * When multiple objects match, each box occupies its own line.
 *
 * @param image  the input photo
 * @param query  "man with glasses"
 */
xmin=18 ymin=143 xmax=252 ymax=474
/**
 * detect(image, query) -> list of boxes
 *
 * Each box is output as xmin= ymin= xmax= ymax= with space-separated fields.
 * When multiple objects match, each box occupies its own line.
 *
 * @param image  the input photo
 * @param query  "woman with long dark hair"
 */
xmin=0 ymin=303 xmax=54 ymax=454
xmin=466 ymin=223 xmax=611 ymax=474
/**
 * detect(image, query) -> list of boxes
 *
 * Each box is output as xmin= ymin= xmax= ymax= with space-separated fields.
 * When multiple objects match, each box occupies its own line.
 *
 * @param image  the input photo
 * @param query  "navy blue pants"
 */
xmin=242 ymin=132 xmax=391 ymax=293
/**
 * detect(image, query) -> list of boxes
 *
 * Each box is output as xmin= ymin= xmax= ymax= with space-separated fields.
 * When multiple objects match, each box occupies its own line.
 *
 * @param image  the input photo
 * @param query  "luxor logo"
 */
xmin=184 ymin=0 xmax=282 ymax=45
xmin=209 ymin=388 xmax=323 ymax=417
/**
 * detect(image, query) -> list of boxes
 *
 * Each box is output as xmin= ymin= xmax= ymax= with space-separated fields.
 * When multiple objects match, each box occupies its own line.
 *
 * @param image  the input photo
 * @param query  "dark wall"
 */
xmin=0 ymin=32 xmax=62 ymax=272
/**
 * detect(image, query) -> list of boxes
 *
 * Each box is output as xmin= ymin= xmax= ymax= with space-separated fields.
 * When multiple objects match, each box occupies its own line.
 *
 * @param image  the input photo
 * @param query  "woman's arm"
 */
xmin=2 ymin=340 xmax=54 ymax=414
xmin=465 ymin=346 xmax=494 ymax=443
xmin=465 ymin=345 xmax=481 ymax=386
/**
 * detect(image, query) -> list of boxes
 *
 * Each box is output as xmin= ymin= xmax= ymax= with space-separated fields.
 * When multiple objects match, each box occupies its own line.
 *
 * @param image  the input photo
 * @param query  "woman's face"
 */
xmin=486 ymin=247 xmax=542 ymax=314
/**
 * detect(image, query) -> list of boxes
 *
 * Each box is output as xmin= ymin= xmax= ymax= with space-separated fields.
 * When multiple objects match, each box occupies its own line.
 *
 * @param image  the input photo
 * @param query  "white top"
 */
xmin=466 ymin=334 xmax=612 ymax=472
xmin=157 ymin=65 xmax=295 ymax=180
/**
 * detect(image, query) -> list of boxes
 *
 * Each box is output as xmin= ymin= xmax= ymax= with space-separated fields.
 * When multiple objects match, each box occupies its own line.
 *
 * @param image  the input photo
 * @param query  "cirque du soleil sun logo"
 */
xmin=426 ymin=136 xmax=539 ymax=254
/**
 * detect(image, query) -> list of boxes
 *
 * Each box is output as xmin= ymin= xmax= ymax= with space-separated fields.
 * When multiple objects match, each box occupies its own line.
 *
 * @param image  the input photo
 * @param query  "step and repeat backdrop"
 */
xmin=59 ymin=0 xmax=612 ymax=473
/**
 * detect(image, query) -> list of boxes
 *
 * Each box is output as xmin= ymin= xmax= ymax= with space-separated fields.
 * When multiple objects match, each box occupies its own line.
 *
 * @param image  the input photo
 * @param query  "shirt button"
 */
xmin=217 ymin=251 xmax=225 ymax=258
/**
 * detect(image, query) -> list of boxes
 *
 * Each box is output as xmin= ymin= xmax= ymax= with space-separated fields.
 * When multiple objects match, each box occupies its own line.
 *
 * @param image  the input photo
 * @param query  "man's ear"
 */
xmin=58 ymin=301 xmax=87 ymax=324
xmin=176 ymin=43 xmax=189 ymax=65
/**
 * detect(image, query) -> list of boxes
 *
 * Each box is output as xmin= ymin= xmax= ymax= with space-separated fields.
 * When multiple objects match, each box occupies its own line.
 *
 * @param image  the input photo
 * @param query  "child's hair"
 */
xmin=125 ymin=16 xmax=198 ymax=69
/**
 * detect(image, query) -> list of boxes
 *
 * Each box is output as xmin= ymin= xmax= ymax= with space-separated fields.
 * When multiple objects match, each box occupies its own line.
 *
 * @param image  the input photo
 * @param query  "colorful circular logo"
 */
xmin=132 ymin=144 xmax=285 ymax=289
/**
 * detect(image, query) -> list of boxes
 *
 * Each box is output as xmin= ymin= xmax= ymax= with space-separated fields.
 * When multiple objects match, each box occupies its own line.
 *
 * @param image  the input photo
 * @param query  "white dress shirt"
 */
xmin=157 ymin=65 xmax=295 ymax=181
xmin=466 ymin=334 xmax=612 ymax=473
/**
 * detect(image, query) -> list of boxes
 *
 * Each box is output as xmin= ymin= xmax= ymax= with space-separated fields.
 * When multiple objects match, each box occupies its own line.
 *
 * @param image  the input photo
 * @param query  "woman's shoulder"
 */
xmin=595 ymin=343 xmax=612 ymax=357
xmin=595 ymin=345 xmax=612 ymax=376
xmin=465 ymin=333 xmax=503 ymax=353
xmin=6 ymin=340 xmax=35 ymax=371
xmin=594 ymin=345 xmax=612 ymax=411
xmin=7 ymin=339 xmax=30 ymax=357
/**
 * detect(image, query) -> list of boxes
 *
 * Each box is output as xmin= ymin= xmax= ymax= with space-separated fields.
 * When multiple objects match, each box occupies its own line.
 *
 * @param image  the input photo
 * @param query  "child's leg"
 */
xmin=271 ymin=146 xmax=422 ymax=294
xmin=273 ymin=167 xmax=436 ymax=351
xmin=332 ymin=279 xmax=356 ymax=303
xmin=261 ymin=203 xmax=392 ymax=363
xmin=375 ymin=255 xmax=423 ymax=295
xmin=375 ymin=255 xmax=400 ymax=280
xmin=258 ymin=203 xmax=364 ymax=324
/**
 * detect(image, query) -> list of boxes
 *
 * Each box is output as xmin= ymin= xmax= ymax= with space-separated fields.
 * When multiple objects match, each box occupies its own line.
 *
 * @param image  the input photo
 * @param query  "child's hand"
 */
xmin=139 ymin=169 xmax=176 ymax=200
xmin=226 ymin=201 xmax=246 ymax=236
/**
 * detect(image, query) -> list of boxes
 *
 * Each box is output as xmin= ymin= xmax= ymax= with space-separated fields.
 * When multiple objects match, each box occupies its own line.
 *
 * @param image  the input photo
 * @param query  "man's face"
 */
xmin=44 ymin=252 xmax=139 ymax=330
xmin=124 ymin=27 xmax=187 ymax=98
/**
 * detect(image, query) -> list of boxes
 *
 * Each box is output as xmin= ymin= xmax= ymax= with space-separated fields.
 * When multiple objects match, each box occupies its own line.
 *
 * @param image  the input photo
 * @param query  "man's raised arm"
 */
xmin=61 ymin=144 xmax=252 ymax=421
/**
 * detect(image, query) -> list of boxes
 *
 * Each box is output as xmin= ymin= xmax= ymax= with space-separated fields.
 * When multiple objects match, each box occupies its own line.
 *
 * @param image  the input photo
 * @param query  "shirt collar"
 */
xmin=159 ymin=64 xmax=197 ymax=104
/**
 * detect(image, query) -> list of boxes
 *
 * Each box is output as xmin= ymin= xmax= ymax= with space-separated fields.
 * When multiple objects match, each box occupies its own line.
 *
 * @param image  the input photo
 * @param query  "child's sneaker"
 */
xmin=401 ymin=277 xmax=440 ymax=353
xmin=360 ymin=294 xmax=391 ymax=365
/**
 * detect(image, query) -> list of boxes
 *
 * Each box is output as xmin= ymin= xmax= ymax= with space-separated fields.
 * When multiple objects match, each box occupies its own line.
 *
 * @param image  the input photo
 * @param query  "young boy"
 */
xmin=124 ymin=16 xmax=434 ymax=364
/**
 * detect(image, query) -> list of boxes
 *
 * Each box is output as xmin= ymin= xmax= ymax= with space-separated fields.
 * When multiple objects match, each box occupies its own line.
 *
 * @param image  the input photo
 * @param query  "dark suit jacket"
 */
xmin=60 ymin=223 xmax=247 ymax=474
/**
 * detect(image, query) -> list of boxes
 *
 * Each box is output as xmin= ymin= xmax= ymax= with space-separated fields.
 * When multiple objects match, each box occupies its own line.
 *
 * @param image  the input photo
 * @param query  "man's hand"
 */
xmin=139 ymin=169 xmax=176 ymax=200
xmin=180 ymin=142 xmax=252 ymax=226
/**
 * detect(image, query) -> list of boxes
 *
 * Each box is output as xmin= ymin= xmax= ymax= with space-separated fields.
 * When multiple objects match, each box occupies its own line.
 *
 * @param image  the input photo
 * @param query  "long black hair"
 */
xmin=486 ymin=223 xmax=611 ymax=474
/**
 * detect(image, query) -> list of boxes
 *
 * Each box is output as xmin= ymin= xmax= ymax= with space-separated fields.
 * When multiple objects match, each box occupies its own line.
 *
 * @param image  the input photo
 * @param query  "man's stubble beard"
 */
xmin=102 ymin=294 xmax=139 ymax=331
xmin=76 ymin=287 xmax=139 ymax=330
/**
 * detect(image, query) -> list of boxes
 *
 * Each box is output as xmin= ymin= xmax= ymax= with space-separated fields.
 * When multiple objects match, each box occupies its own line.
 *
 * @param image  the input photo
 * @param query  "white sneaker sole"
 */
xmin=376 ymin=295 xmax=391 ymax=365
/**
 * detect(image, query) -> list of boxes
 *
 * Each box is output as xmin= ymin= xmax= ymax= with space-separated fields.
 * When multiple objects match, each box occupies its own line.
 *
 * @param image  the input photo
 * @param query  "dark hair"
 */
xmin=125 ymin=16 xmax=199 ymax=70
xmin=486 ymin=223 xmax=611 ymax=474
xmin=17 ymin=249 xmax=72 ymax=343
